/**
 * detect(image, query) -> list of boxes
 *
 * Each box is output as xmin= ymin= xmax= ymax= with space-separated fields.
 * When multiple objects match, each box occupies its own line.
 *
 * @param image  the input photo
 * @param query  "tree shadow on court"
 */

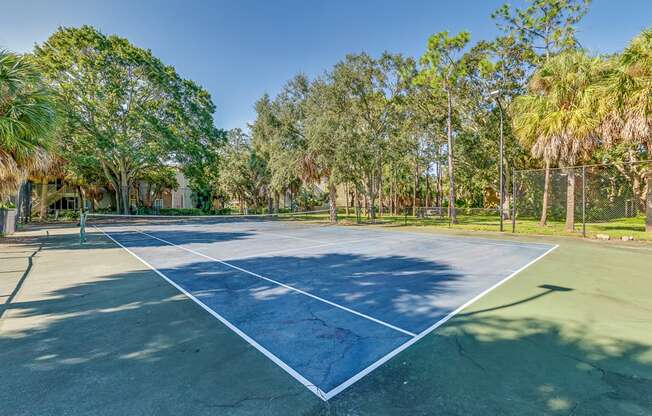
xmin=209 ymin=252 xmax=487 ymax=334
xmin=314 ymin=311 xmax=652 ymax=416
xmin=0 ymin=268 xmax=314 ymax=415
xmin=1 ymin=227 xmax=257 ymax=252
xmin=4 ymin=231 xmax=652 ymax=415
xmin=2 ymin=261 xmax=651 ymax=415
xmin=97 ymin=229 xmax=257 ymax=248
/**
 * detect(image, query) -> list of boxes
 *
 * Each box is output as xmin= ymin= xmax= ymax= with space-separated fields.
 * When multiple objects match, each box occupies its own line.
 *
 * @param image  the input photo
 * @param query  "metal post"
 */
xmin=490 ymin=90 xmax=505 ymax=232
xmin=512 ymin=168 xmax=517 ymax=233
xmin=79 ymin=211 xmax=87 ymax=244
xmin=582 ymin=166 xmax=586 ymax=238
xmin=499 ymin=103 xmax=504 ymax=232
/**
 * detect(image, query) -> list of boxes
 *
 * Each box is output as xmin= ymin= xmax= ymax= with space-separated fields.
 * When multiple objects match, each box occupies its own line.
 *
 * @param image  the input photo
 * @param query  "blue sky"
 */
xmin=1 ymin=0 xmax=650 ymax=130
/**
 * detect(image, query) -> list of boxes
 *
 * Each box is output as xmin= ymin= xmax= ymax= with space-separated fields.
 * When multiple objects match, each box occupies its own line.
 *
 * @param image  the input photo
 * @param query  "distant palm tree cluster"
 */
xmin=513 ymin=36 xmax=652 ymax=231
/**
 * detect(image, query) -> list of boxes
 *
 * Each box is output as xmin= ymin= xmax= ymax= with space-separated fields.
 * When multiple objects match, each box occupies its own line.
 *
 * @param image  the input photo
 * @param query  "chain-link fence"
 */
xmin=331 ymin=205 xmax=503 ymax=229
xmin=513 ymin=161 xmax=650 ymax=236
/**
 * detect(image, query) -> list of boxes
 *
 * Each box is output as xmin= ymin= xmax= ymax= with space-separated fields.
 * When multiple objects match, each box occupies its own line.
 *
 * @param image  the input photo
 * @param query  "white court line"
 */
xmin=242 ymin=229 xmax=326 ymax=244
xmin=325 ymin=226 xmax=553 ymax=250
xmin=220 ymin=238 xmax=375 ymax=261
xmin=321 ymin=243 xmax=559 ymax=400
xmin=201 ymin=223 xmax=328 ymax=244
xmin=136 ymin=230 xmax=416 ymax=338
xmin=93 ymin=226 xmax=328 ymax=400
xmin=144 ymin=223 xmax=327 ymax=245
xmin=92 ymin=226 xmax=557 ymax=401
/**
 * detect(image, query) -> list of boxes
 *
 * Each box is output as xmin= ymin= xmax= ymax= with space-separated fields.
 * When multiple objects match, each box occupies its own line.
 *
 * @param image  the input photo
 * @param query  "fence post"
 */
xmin=512 ymin=168 xmax=517 ymax=233
xmin=582 ymin=165 xmax=586 ymax=238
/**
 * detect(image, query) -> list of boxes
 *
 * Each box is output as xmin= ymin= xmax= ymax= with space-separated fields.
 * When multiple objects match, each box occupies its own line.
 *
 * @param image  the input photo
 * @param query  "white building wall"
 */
xmin=171 ymin=170 xmax=193 ymax=208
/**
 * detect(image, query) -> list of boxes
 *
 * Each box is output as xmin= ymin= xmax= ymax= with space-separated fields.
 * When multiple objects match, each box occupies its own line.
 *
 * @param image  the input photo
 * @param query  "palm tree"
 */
xmin=0 ymin=50 xmax=58 ymax=202
xmin=596 ymin=30 xmax=652 ymax=232
xmin=512 ymin=50 xmax=602 ymax=230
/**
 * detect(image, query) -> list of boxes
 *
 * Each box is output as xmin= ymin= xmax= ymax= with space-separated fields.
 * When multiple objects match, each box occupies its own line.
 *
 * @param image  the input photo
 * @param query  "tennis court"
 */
xmin=84 ymin=213 xmax=556 ymax=400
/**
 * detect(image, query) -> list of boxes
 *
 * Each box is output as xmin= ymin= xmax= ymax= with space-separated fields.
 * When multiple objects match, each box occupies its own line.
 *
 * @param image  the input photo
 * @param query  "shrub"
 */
xmin=158 ymin=208 xmax=204 ymax=216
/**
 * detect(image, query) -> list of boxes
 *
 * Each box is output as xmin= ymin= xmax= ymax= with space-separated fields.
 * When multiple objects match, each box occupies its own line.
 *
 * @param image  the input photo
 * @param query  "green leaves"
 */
xmin=34 ymin=26 xmax=219 ymax=212
xmin=512 ymin=50 xmax=603 ymax=165
xmin=0 ymin=50 xmax=60 ymax=199
xmin=416 ymin=31 xmax=471 ymax=90
xmin=0 ymin=51 xmax=59 ymax=158
xmin=492 ymin=0 xmax=590 ymax=63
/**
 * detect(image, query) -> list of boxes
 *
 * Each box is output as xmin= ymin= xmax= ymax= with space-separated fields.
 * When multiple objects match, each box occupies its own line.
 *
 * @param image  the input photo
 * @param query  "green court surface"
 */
xmin=1 ymin=223 xmax=651 ymax=415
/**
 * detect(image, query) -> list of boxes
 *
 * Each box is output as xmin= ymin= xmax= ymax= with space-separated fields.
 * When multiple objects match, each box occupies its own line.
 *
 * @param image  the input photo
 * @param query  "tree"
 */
xmin=493 ymin=0 xmax=591 ymax=225
xmin=461 ymin=38 xmax=538 ymax=217
xmin=137 ymin=166 xmax=178 ymax=208
xmin=492 ymin=0 xmax=590 ymax=64
xmin=399 ymin=57 xmax=449 ymax=214
xmin=303 ymin=77 xmax=349 ymax=222
xmin=0 ymin=50 xmax=59 ymax=201
xmin=415 ymin=31 xmax=472 ymax=223
xmin=597 ymin=30 xmax=652 ymax=232
xmin=35 ymin=26 xmax=217 ymax=214
xmin=251 ymin=77 xmax=309 ymax=213
xmin=329 ymin=53 xmax=408 ymax=221
xmin=178 ymin=128 xmax=226 ymax=212
xmin=218 ymin=128 xmax=270 ymax=213
xmin=512 ymin=50 xmax=603 ymax=230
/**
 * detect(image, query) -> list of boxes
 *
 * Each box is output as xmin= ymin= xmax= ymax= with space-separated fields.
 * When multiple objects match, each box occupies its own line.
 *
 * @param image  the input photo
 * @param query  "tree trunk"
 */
xmin=328 ymin=181 xmax=338 ymax=223
xmin=77 ymin=185 xmax=86 ymax=213
xmin=113 ymin=189 xmax=120 ymax=214
xmin=540 ymin=160 xmax=551 ymax=226
xmin=502 ymin=191 xmax=511 ymax=220
xmin=425 ymin=172 xmax=430 ymax=208
xmin=391 ymin=175 xmax=395 ymax=215
xmin=353 ymin=186 xmax=359 ymax=222
xmin=565 ymin=170 xmax=576 ymax=232
xmin=446 ymin=89 xmax=457 ymax=223
xmin=144 ymin=184 xmax=152 ymax=208
xmin=366 ymin=174 xmax=375 ymax=221
xmin=646 ymin=163 xmax=652 ymax=232
xmin=378 ymin=172 xmax=383 ymax=217
xmin=436 ymin=144 xmax=442 ymax=208
xmin=413 ymin=158 xmax=419 ymax=216
xmin=394 ymin=176 xmax=399 ymax=215
xmin=503 ymin=166 xmax=511 ymax=220
xmin=40 ymin=179 xmax=48 ymax=219
xmin=344 ymin=183 xmax=349 ymax=216
xmin=120 ymin=168 xmax=129 ymax=215
xmin=14 ymin=181 xmax=23 ymax=224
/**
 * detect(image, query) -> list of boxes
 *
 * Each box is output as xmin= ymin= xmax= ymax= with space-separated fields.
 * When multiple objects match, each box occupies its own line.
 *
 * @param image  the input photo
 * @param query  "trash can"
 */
xmin=0 ymin=208 xmax=17 ymax=236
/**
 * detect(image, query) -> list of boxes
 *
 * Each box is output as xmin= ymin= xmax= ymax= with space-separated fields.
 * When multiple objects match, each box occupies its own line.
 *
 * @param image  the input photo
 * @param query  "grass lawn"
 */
xmin=327 ymin=212 xmax=652 ymax=241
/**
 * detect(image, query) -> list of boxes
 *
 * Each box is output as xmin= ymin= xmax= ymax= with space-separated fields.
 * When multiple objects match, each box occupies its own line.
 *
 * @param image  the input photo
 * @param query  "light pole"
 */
xmin=490 ymin=90 xmax=504 ymax=232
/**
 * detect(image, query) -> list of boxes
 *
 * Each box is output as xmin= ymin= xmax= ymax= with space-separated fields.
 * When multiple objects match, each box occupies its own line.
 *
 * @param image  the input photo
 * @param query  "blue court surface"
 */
xmin=93 ymin=219 xmax=556 ymax=400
